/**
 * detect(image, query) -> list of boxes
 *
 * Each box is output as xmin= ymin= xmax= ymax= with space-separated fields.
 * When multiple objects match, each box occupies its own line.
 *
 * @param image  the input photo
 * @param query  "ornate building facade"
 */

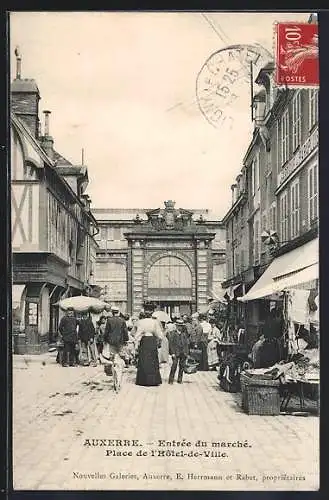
xmin=93 ymin=202 xmax=226 ymax=316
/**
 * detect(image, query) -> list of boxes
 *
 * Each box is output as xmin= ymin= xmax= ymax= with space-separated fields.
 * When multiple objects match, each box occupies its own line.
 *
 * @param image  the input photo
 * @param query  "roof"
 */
xmin=12 ymin=112 xmax=96 ymax=228
xmin=53 ymin=150 xmax=72 ymax=166
xmin=92 ymin=207 xmax=222 ymax=222
xmin=11 ymin=78 xmax=40 ymax=94
xmin=55 ymin=165 xmax=87 ymax=177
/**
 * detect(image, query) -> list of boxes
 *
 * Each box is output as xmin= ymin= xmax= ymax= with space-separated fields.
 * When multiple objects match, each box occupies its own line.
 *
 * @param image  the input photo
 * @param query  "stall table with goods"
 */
xmin=240 ymin=348 xmax=319 ymax=416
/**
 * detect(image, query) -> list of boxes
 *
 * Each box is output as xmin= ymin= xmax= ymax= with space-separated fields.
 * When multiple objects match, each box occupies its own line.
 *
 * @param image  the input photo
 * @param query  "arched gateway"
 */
xmin=147 ymin=255 xmax=193 ymax=316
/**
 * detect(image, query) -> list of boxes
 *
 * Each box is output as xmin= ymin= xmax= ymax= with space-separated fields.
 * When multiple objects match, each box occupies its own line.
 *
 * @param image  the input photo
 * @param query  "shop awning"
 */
xmin=273 ymin=263 xmax=318 ymax=290
xmin=239 ymin=238 xmax=318 ymax=302
xmin=210 ymin=287 xmax=228 ymax=302
xmin=12 ymin=284 xmax=26 ymax=308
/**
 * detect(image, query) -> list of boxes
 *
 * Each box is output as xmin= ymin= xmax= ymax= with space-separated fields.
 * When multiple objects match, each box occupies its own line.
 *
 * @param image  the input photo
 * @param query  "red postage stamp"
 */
xmin=275 ymin=22 xmax=319 ymax=86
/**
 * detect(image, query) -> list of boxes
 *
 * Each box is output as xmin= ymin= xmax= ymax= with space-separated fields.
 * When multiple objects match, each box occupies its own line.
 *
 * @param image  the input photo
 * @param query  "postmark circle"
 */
xmin=196 ymin=44 xmax=272 ymax=129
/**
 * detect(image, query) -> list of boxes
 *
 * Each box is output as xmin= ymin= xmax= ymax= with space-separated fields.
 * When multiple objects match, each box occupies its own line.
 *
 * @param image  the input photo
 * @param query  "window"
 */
xmin=240 ymin=205 xmax=245 ymax=228
xmin=100 ymin=227 xmax=108 ymax=240
xmin=290 ymin=179 xmax=300 ymax=239
xmin=227 ymin=257 xmax=232 ymax=279
xmin=254 ymin=213 xmax=260 ymax=264
xmin=292 ymin=91 xmax=302 ymax=151
xmin=235 ymin=250 xmax=240 ymax=275
xmin=280 ymin=191 xmax=289 ymax=243
xmin=276 ymin=121 xmax=280 ymax=169
xmin=261 ymin=211 xmax=268 ymax=254
xmin=213 ymin=263 xmax=225 ymax=281
xmin=309 ymin=89 xmax=319 ymax=130
xmin=262 ymin=211 xmax=267 ymax=232
xmin=113 ymin=227 xmax=122 ymax=240
xmin=95 ymin=261 xmax=126 ymax=281
xmin=308 ymin=162 xmax=318 ymax=224
xmin=280 ymin=109 xmax=290 ymax=165
xmin=28 ymin=302 xmax=38 ymax=326
xmin=269 ymin=202 xmax=277 ymax=232
xmin=240 ymin=250 xmax=245 ymax=271
xmin=266 ymin=172 xmax=272 ymax=208
xmin=148 ymin=256 xmax=192 ymax=291
xmin=252 ymin=153 xmax=260 ymax=207
xmin=252 ymin=154 xmax=260 ymax=195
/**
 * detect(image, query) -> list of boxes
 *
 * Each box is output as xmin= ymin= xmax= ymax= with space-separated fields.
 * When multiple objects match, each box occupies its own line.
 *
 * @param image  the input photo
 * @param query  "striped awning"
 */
xmin=239 ymin=238 xmax=318 ymax=302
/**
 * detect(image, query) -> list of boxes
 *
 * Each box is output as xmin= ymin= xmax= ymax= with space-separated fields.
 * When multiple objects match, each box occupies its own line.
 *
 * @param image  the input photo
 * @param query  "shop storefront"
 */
xmin=12 ymin=280 xmax=85 ymax=354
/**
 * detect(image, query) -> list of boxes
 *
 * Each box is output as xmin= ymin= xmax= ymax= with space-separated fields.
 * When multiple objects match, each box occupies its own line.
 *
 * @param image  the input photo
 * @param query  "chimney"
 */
xmin=15 ymin=46 xmax=21 ymax=79
xmin=39 ymin=110 xmax=54 ymax=160
xmin=43 ymin=110 xmax=51 ymax=136
xmin=11 ymin=48 xmax=41 ymax=138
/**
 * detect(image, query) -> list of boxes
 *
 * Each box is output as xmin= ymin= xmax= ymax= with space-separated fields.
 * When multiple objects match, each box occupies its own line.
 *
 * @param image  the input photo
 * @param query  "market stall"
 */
xmin=233 ymin=238 xmax=319 ymax=415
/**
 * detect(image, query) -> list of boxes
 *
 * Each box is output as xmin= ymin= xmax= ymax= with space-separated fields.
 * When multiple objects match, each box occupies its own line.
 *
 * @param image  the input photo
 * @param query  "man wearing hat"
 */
xmin=103 ymin=304 xmax=113 ymax=318
xmin=58 ymin=307 xmax=79 ymax=367
xmin=103 ymin=306 xmax=129 ymax=356
xmin=167 ymin=318 xmax=189 ymax=384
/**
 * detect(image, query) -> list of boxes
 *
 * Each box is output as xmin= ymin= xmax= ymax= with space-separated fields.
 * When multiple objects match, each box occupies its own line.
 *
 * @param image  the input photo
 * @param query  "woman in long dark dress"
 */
xmin=135 ymin=302 xmax=163 ymax=386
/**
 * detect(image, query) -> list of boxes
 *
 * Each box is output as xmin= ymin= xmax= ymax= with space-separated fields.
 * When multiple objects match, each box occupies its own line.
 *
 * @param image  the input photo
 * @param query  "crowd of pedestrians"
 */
xmin=56 ymin=302 xmax=225 ymax=388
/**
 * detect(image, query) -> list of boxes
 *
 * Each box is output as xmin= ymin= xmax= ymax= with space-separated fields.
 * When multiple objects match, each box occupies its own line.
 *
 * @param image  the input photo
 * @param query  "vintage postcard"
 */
xmin=10 ymin=11 xmax=319 ymax=491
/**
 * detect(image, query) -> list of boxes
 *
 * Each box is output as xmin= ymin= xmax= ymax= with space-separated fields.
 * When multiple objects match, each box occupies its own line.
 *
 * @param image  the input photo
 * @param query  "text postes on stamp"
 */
xmin=275 ymin=22 xmax=319 ymax=87
xmin=196 ymin=44 xmax=272 ymax=129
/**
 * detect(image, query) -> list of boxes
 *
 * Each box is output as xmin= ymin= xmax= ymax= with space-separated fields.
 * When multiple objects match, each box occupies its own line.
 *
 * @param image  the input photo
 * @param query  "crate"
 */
xmin=242 ymin=385 xmax=280 ymax=415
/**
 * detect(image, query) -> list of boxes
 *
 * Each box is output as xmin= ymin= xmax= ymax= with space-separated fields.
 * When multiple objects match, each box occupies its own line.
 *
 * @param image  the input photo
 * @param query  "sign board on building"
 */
xmin=278 ymin=127 xmax=318 ymax=187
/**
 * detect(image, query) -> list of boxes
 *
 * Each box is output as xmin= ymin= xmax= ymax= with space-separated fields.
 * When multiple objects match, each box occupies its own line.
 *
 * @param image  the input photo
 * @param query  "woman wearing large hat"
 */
xmin=134 ymin=301 xmax=163 ymax=386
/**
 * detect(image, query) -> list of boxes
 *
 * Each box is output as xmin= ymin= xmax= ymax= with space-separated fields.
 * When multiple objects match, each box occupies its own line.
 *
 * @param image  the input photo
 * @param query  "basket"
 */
xmin=184 ymin=356 xmax=199 ymax=374
xmin=240 ymin=372 xmax=281 ymax=393
xmin=189 ymin=348 xmax=202 ymax=364
xmin=184 ymin=363 xmax=198 ymax=374
xmin=242 ymin=385 xmax=280 ymax=415
xmin=104 ymin=364 xmax=113 ymax=376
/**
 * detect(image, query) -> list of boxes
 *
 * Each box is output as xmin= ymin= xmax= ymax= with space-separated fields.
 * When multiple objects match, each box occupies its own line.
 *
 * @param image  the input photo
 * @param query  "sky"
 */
xmin=10 ymin=11 xmax=309 ymax=217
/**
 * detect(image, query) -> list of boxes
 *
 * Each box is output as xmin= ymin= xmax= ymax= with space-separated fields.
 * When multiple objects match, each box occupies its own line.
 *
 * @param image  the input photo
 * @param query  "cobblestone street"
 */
xmin=12 ymin=353 xmax=319 ymax=491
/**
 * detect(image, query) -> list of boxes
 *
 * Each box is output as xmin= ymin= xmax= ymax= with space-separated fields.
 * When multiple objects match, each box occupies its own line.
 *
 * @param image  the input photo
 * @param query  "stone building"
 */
xmin=11 ymin=51 xmax=98 ymax=353
xmin=222 ymin=59 xmax=318 ymax=342
xmin=93 ymin=202 xmax=226 ymax=316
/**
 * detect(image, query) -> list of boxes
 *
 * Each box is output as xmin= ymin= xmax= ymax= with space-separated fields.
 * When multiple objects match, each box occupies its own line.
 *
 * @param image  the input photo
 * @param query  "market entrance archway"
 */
xmin=147 ymin=255 xmax=193 ymax=316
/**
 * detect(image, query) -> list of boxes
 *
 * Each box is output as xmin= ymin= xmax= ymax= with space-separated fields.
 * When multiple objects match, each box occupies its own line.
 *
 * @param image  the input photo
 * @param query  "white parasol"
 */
xmin=152 ymin=310 xmax=171 ymax=323
xmin=57 ymin=296 xmax=108 ymax=313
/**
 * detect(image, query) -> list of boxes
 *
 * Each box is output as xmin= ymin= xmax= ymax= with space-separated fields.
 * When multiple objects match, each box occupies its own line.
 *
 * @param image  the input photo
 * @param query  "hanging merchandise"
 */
xmin=308 ymin=289 xmax=318 ymax=312
xmin=288 ymin=289 xmax=309 ymax=325
xmin=307 ymin=289 xmax=319 ymax=327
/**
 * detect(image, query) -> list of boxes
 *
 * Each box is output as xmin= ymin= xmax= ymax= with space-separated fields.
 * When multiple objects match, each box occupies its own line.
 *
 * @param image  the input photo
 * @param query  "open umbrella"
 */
xmin=152 ymin=310 xmax=171 ymax=323
xmin=57 ymin=296 xmax=107 ymax=313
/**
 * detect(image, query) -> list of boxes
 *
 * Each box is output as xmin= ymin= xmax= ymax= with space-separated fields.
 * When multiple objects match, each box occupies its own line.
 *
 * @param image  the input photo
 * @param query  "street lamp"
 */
xmin=253 ymin=89 xmax=266 ymax=125
xmin=253 ymin=89 xmax=271 ymax=152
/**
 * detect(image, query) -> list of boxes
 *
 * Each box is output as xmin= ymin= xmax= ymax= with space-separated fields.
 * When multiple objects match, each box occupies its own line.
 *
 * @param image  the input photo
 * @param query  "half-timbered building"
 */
xmin=11 ymin=54 xmax=98 ymax=354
